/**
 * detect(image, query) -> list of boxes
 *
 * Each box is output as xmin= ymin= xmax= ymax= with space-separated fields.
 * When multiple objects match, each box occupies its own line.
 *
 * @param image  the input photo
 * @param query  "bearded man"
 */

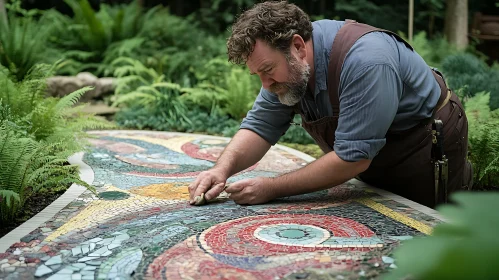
xmin=188 ymin=1 xmax=473 ymax=208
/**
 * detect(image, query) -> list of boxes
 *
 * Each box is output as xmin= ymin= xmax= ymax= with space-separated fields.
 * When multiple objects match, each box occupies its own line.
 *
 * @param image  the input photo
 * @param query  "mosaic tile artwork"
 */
xmin=0 ymin=130 xmax=444 ymax=280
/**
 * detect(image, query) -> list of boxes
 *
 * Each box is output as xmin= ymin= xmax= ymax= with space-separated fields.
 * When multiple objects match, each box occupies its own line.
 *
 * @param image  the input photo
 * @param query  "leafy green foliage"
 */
xmin=384 ymin=192 xmax=499 ymax=280
xmin=0 ymin=63 xmax=113 ymax=223
xmin=279 ymin=115 xmax=315 ymax=145
xmin=115 ymin=105 xmax=240 ymax=137
xmin=112 ymin=58 xmax=192 ymax=128
xmin=41 ymin=0 xmax=160 ymax=76
xmin=441 ymin=53 xmax=499 ymax=110
xmin=0 ymin=64 xmax=113 ymax=146
xmin=0 ymin=1 xmax=57 ymax=81
xmin=463 ymin=92 xmax=499 ymax=188
xmin=195 ymin=0 xmax=256 ymax=32
xmin=137 ymin=9 xmax=226 ymax=86
xmin=53 ymin=0 xmax=149 ymax=52
xmin=336 ymin=0 xmax=406 ymax=32
xmin=398 ymin=31 xmax=459 ymax=69
xmin=182 ymin=57 xmax=261 ymax=120
xmin=41 ymin=1 xmax=226 ymax=81
xmin=0 ymin=121 xmax=94 ymax=223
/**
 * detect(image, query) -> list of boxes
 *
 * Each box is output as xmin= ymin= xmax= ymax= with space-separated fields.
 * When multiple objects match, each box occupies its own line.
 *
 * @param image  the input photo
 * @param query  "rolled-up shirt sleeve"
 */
xmin=240 ymin=87 xmax=294 ymax=145
xmin=334 ymin=63 xmax=401 ymax=162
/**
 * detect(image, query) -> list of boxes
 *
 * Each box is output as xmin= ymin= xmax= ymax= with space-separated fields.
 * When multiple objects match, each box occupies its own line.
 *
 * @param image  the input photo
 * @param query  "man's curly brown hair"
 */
xmin=227 ymin=1 xmax=313 ymax=65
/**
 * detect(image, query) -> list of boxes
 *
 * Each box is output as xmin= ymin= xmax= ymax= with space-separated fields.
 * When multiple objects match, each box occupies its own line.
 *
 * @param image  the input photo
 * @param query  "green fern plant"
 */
xmin=112 ymin=58 xmax=192 ymax=128
xmin=38 ymin=0 xmax=159 ymax=76
xmin=181 ymin=57 xmax=260 ymax=121
xmin=0 ymin=63 xmax=114 ymax=148
xmin=464 ymin=91 xmax=499 ymax=188
xmin=0 ymin=121 xmax=94 ymax=223
xmin=61 ymin=0 xmax=150 ymax=52
xmin=0 ymin=63 xmax=113 ymax=224
xmin=0 ymin=2 xmax=56 ymax=81
xmin=219 ymin=67 xmax=260 ymax=120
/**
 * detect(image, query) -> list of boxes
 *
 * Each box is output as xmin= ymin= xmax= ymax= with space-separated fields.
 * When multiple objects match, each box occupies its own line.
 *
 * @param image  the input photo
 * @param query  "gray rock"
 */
xmin=3 ymin=267 xmax=16 ymax=273
xmin=46 ymin=72 xmax=116 ymax=102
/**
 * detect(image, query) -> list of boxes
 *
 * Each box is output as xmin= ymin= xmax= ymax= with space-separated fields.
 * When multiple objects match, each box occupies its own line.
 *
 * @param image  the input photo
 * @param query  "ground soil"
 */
xmin=0 ymin=188 xmax=67 ymax=239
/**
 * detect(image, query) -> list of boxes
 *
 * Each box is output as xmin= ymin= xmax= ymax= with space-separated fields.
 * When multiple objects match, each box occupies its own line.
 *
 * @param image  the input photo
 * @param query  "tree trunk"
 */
xmin=444 ymin=0 xmax=468 ymax=50
xmin=0 ymin=0 xmax=7 ymax=28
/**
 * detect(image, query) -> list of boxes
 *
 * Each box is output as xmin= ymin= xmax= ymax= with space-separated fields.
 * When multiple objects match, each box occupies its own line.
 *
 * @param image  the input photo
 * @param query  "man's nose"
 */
xmin=261 ymin=75 xmax=275 ymax=89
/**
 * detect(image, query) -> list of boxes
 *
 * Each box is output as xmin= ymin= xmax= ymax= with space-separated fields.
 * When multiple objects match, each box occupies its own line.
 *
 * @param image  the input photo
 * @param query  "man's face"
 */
xmin=246 ymin=39 xmax=310 ymax=106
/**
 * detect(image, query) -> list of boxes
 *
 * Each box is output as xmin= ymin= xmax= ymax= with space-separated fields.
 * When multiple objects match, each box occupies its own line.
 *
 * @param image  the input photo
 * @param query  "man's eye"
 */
xmin=265 ymin=68 xmax=273 ymax=73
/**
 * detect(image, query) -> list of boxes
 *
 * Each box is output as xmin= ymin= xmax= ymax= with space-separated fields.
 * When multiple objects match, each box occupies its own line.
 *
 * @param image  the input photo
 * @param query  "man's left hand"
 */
xmin=225 ymin=177 xmax=276 ymax=205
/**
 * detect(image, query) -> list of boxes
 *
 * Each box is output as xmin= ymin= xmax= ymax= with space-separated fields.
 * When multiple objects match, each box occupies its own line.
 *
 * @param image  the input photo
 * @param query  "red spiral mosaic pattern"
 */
xmin=201 ymin=214 xmax=375 ymax=256
xmin=146 ymin=236 xmax=358 ymax=280
xmin=181 ymin=142 xmax=220 ymax=162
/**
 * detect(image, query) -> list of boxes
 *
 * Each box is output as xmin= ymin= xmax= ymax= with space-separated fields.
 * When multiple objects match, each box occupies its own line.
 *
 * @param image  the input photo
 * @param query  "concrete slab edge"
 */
xmin=0 ymin=152 xmax=94 ymax=253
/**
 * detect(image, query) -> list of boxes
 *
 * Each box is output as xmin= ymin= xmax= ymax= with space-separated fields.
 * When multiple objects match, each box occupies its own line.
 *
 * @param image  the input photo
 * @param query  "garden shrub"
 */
xmin=441 ymin=53 xmax=499 ymax=110
xmin=115 ymin=105 xmax=240 ymax=137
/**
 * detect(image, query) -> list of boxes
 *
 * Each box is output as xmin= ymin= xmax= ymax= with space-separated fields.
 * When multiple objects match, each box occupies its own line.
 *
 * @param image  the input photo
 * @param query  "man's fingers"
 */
xmin=190 ymin=177 xmax=212 ymax=205
xmin=188 ymin=176 xmax=202 ymax=201
xmin=204 ymin=183 xmax=225 ymax=201
xmin=225 ymin=181 xmax=245 ymax=193
xmin=229 ymin=192 xmax=244 ymax=204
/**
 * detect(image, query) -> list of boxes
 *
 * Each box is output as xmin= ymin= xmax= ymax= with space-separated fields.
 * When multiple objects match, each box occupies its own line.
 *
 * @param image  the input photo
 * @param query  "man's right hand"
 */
xmin=188 ymin=168 xmax=228 ymax=205
xmin=187 ymin=129 xmax=272 ymax=205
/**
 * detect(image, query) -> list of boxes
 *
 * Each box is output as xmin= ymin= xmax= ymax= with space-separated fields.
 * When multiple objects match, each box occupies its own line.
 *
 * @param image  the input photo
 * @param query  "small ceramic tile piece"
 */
xmin=0 ymin=131 xmax=444 ymax=279
xmin=45 ymin=255 xmax=62 ymax=266
xmin=34 ymin=265 xmax=52 ymax=277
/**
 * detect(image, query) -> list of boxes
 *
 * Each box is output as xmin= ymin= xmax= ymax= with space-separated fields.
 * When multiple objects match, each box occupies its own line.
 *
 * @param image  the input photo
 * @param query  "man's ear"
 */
xmin=291 ymin=34 xmax=307 ymax=59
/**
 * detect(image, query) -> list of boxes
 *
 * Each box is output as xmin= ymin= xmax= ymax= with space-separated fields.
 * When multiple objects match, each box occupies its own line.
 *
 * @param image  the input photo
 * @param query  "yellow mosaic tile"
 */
xmin=45 ymin=186 xmax=180 ymax=242
xmin=355 ymin=198 xmax=433 ymax=235
xmin=129 ymin=183 xmax=190 ymax=200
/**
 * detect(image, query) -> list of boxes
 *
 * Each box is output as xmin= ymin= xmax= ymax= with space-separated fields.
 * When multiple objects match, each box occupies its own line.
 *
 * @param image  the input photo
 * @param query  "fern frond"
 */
xmin=53 ymin=86 xmax=94 ymax=113
xmin=114 ymin=75 xmax=150 ymax=95
xmin=111 ymin=57 xmax=159 ymax=79
xmin=152 ymin=82 xmax=182 ymax=91
xmin=113 ymin=91 xmax=155 ymax=106
xmin=0 ymin=190 xmax=20 ymax=207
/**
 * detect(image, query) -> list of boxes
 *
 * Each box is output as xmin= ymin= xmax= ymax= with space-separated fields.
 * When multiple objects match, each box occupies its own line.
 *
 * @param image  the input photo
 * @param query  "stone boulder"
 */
xmin=46 ymin=72 xmax=116 ymax=102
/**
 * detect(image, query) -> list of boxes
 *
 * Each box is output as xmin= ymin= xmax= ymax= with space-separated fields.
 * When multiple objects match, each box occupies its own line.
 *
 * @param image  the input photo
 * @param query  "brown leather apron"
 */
xmin=297 ymin=20 xmax=472 ymax=208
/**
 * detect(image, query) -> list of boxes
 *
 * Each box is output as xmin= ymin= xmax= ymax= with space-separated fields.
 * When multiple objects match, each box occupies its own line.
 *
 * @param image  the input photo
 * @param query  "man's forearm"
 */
xmin=269 ymin=151 xmax=371 ymax=198
xmin=214 ymin=129 xmax=271 ymax=178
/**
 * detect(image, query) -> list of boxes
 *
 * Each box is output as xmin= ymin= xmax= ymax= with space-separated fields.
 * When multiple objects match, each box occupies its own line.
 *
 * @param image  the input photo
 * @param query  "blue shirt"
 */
xmin=240 ymin=19 xmax=441 ymax=162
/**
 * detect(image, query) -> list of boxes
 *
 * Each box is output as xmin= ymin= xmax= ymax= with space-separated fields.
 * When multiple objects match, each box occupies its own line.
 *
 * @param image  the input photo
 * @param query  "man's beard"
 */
xmin=269 ymin=54 xmax=311 ymax=106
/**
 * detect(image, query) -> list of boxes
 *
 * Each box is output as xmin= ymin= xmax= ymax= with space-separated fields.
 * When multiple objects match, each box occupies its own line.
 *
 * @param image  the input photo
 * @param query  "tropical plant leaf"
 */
xmin=384 ymin=192 xmax=499 ymax=280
